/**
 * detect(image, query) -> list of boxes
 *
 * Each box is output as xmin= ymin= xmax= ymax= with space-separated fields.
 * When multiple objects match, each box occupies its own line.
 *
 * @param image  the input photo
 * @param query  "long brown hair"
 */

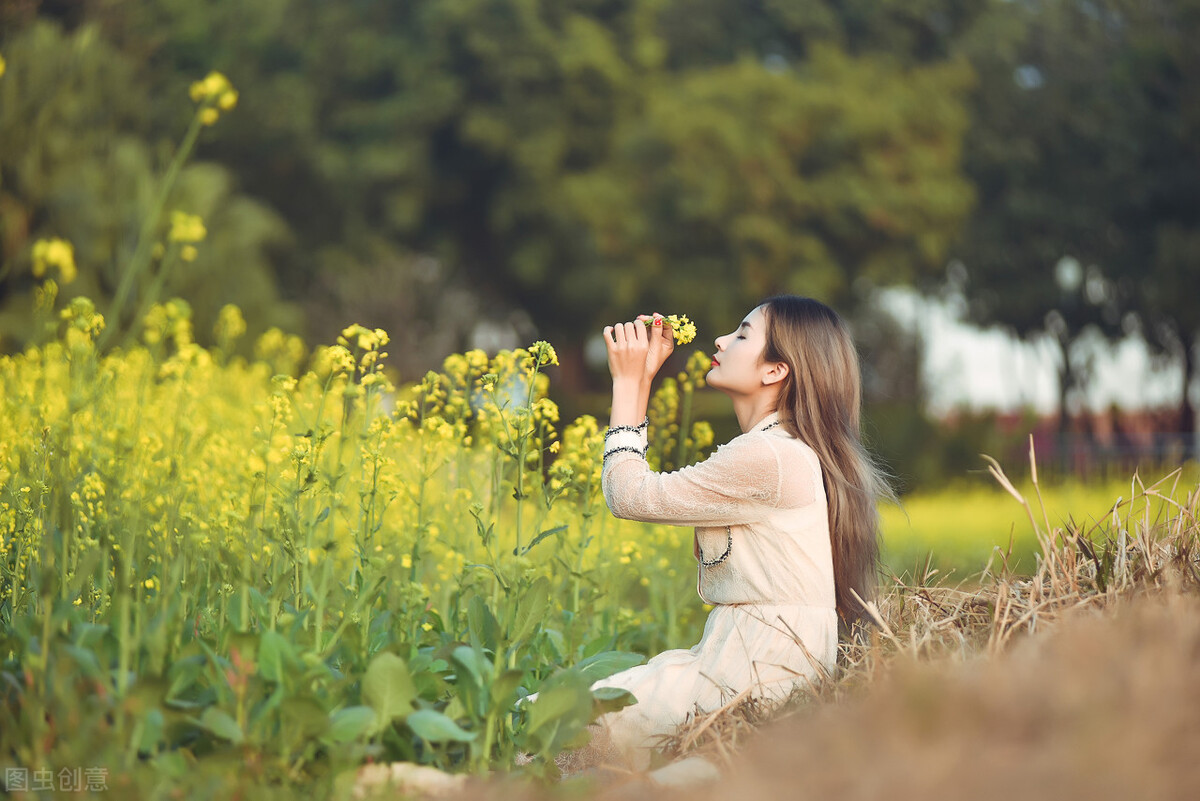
xmin=760 ymin=295 xmax=895 ymax=634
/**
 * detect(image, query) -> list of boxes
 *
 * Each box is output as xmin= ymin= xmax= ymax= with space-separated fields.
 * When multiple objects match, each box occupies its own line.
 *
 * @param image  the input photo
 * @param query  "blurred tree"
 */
xmin=13 ymin=1 xmax=980 ymax=394
xmin=954 ymin=0 xmax=1200 ymax=454
xmin=1104 ymin=0 xmax=1200 ymax=456
xmin=0 ymin=19 xmax=299 ymax=350
xmin=565 ymin=47 xmax=975 ymax=328
xmin=953 ymin=0 xmax=1132 ymax=430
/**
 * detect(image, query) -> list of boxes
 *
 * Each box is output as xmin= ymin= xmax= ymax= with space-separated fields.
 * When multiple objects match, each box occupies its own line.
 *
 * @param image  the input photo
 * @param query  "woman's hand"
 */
xmin=604 ymin=314 xmax=675 ymax=386
xmin=603 ymin=320 xmax=651 ymax=386
xmin=639 ymin=313 xmax=675 ymax=380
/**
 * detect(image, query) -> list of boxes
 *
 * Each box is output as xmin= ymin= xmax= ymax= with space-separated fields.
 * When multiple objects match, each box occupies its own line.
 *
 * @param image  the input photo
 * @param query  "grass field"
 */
xmin=880 ymin=466 xmax=1200 ymax=580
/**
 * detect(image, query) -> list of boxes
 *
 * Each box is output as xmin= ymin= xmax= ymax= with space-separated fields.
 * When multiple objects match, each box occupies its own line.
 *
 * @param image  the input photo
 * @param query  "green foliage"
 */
xmin=0 ymin=20 xmax=300 ymax=352
xmin=954 ymin=0 xmax=1200 ymax=430
xmin=3 ymin=1 xmax=985 ymax=381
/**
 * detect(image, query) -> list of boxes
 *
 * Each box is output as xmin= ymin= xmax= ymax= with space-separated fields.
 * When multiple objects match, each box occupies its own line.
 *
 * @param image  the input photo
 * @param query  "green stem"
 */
xmin=101 ymin=110 xmax=206 ymax=349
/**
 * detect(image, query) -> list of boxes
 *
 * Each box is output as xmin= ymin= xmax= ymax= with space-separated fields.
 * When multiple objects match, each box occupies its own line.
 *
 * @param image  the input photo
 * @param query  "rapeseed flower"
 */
xmin=215 ymin=304 xmax=247 ymax=347
xmin=0 ymin=54 xmax=6 ymax=79
xmin=647 ymin=314 xmax=698 ymax=345
xmin=529 ymin=340 xmax=558 ymax=367
xmin=32 ymin=238 xmax=78 ymax=284
xmin=169 ymin=211 xmax=206 ymax=243
xmin=189 ymin=71 xmax=238 ymax=125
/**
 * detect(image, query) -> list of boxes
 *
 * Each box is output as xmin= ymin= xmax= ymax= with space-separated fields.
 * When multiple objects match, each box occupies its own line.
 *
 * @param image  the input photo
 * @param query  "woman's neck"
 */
xmin=730 ymin=393 xmax=780 ymax=433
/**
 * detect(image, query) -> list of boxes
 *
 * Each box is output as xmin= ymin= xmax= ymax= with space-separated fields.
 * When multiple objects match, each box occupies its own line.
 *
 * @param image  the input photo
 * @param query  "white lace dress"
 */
xmin=589 ymin=410 xmax=837 ymax=770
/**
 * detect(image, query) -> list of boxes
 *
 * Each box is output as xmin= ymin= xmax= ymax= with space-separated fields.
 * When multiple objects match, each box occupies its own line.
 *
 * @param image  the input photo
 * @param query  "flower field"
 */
xmin=0 ymin=299 xmax=726 ymax=795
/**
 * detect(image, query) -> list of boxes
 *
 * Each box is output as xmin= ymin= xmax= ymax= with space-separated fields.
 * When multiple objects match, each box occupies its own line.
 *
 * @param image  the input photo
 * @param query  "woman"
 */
xmin=583 ymin=295 xmax=892 ymax=771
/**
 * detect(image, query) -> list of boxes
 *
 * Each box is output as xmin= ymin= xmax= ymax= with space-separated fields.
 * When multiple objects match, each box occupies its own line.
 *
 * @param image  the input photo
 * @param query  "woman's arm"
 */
xmin=602 ymin=434 xmax=817 ymax=526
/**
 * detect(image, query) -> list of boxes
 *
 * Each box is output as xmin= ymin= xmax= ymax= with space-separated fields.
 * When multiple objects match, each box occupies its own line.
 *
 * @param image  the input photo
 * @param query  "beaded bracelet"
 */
xmin=602 ymin=445 xmax=645 ymax=461
xmin=605 ymin=418 xmax=648 ymax=437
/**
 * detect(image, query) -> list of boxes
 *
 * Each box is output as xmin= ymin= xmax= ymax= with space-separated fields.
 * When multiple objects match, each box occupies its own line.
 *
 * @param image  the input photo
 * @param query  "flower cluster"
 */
xmin=32 ymin=238 xmax=78 ymax=284
xmin=169 ymin=211 xmax=207 ymax=262
xmin=188 ymin=71 xmax=238 ymax=126
xmin=528 ymin=340 xmax=558 ymax=367
xmin=643 ymin=313 xmax=697 ymax=345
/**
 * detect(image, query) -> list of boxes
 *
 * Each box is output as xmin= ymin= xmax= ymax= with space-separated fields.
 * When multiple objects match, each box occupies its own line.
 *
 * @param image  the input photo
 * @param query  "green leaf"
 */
xmin=406 ymin=709 xmax=477 ymax=743
xmin=514 ymin=525 xmax=567 ymax=556
xmin=326 ymin=705 xmax=377 ymax=744
xmin=198 ymin=707 xmax=244 ymax=744
xmin=509 ymin=576 xmax=551 ymax=642
xmin=450 ymin=645 xmax=491 ymax=688
xmin=362 ymin=653 xmax=417 ymax=729
xmin=258 ymin=629 xmax=293 ymax=683
xmin=489 ymin=669 xmax=526 ymax=716
xmin=138 ymin=707 xmax=165 ymax=753
xmin=467 ymin=596 xmax=500 ymax=652
xmin=167 ymin=655 xmax=206 ymax=700
xmin=61 ymin=643 xmax=102 ymax=680
xmin=521 ymin=672 xmax=593 ymax=756
xmin=591 ymin=686 xmax=638 ymax=716
xmin=576 ymin=651 xmax=645 ymax=682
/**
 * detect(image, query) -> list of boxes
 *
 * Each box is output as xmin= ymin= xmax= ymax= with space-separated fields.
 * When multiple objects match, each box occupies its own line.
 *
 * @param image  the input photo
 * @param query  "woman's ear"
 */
xmin=762 ymin=360 xmax=789 ymax=386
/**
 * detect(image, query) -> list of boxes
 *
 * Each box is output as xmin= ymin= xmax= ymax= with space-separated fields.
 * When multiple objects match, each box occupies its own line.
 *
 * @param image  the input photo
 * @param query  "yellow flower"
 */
xmin=199 ymin=108 xmax=219 ymax=126
xmin=0 ymin=54 xmax=6 ymax=79
xmin=31 ymin=238 xmax=78 ymax=284
xmin=189 ymin=71 xmax=237 ymax=115
xmin=643 ymin=314 xmax=696 ymax=345
xmin=181 ymin=245 xmax=199 ymax=262
xmin=169 ymin=211 xmax=207 ymax=243
xmin=401 ymin=554 xmax=413 ymax=569
xmin=215 ymin=304 xmax=246 ymax=344
xmin=529 ymin=340 xmax=558 ymax=367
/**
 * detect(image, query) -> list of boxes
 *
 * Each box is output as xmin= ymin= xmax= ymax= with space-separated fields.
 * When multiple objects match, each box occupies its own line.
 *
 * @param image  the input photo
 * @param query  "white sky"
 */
xmin=879 ymin=288 xmax=1185 ymax=416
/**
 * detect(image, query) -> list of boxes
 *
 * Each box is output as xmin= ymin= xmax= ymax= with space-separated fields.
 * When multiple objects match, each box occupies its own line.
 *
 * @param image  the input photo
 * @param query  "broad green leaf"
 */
xmin=61 ymin=644 xmax=102 ymax=680
xmin=198 ymin=707 xmax=244 ymax=744
xmin=406 ymin=709 xmax=477 ymax=743
xmin=258 ymin=629 xmax=293 ymax=683
xmin=138 ymin=707 xmax=165 ymax=753
xmin=325 ymin=705 xmax=377 ymax=744
xmin=167 ymin=655 xmax=206 ymax=701
xmin=450 ymin=645 xmax=490 ymax=688
xmin=489 ymin=669 xmax=526 ymax=715
xmin=576 ymin=651 xmax=645 ymax=682
xmin=591 ymin=686 xmax=638 ymax=717
xmin=362 ymin=653 xmax=417 ymax=728
xmin=521 ymin=673 xmax=593 ymax=756
xmin=509 ymin=576 xmax=551 ymax=642
xmin=467 ymin=596 xmax=500 ymax=652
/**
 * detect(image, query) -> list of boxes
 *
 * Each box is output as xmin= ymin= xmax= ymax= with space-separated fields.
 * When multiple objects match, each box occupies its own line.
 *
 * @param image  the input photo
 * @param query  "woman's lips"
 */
xmin=711 ymin=356 xmax=720 ymax=366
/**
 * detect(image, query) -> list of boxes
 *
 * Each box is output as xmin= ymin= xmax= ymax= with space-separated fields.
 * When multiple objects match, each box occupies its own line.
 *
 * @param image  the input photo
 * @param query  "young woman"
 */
xmin=582 ymin=295 xmax=892 ymax=771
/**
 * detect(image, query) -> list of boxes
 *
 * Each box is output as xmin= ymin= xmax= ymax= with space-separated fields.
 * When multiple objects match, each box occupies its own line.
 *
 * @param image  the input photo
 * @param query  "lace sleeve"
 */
xmin=601 ymin=433 xmax=816 ymax=526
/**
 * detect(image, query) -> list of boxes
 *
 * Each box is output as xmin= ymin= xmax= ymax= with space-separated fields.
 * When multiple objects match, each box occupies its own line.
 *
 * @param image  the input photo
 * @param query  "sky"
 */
xmin=880 ymin=288 xmax=1185 ymax=417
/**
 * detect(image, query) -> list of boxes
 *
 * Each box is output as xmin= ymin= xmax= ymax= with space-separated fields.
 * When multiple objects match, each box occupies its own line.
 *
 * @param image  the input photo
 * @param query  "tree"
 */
xmin=952 ymin=0 xmax=1133 ymax=428
xmin=14 ymin=1 xmax=981 ymax=391
xmin=955 ymin=0 xmax=1200 ymax=455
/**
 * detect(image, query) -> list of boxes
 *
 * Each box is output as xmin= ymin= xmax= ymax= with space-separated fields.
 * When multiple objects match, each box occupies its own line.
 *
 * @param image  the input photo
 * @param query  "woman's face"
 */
xmin=707 ymin=305 xmax=784 ymax=396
